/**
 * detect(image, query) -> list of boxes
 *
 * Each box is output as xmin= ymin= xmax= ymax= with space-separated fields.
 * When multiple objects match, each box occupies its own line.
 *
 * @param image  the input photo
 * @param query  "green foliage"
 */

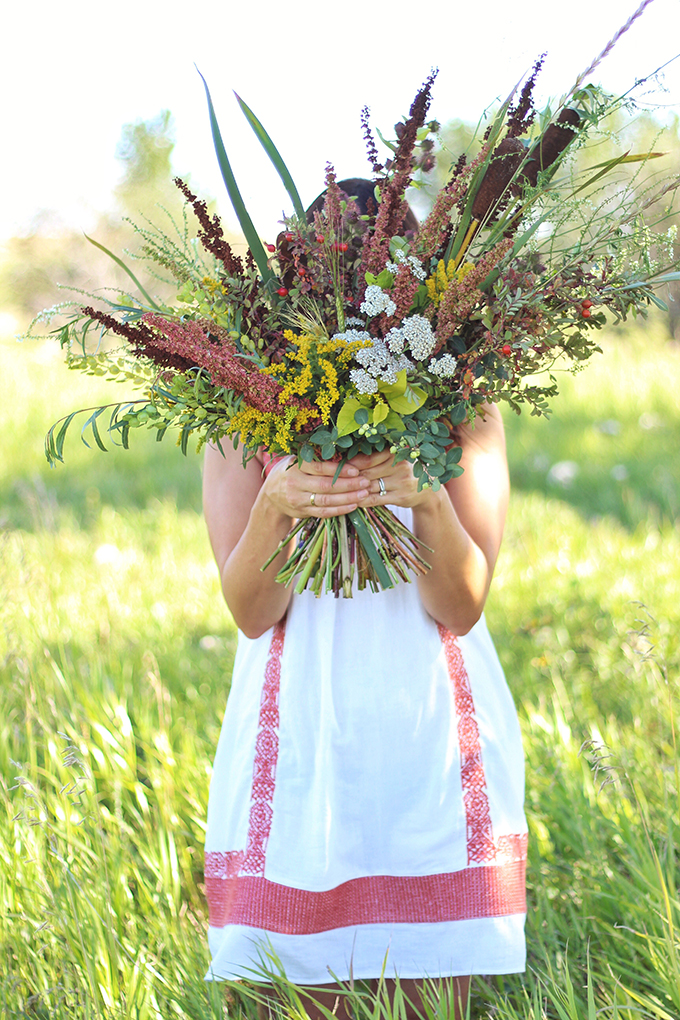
xmin=2 ymin=327 xmax=680 ymax=1016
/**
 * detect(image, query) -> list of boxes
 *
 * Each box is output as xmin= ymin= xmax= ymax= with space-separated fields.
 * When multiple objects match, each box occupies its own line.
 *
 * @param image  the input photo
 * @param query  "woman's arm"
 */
xmin=202 ymin=443 xmax=371 ymax=638
xmin=351 ymin=403 xmax=509 ymax=634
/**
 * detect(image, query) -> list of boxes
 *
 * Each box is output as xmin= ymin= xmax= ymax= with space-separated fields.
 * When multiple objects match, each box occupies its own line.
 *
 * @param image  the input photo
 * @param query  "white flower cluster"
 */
xmin=350 ymin=336 xmax=413 ymax=394
xmin=386 ymin=248 xmax=426 ymax=281
xmin=345 ymin=316 xmax=366 ymax=328
xmin=349 ymin=369 xmax=379 ymax=394
xmin=382 ymin=315 xmax=436 ymax=363
xmin=360 ymin=284 xmax=396 ymax=318
xmin=428 ymin=353 xmax=458 ymax=379
xmin=331 ymin=328 xmax=372 ymax=346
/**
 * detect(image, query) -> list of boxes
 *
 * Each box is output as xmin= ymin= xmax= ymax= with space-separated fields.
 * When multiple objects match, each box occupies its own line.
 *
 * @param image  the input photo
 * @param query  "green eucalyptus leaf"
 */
xmin=450 ymin=403 xmax=467 ymax=426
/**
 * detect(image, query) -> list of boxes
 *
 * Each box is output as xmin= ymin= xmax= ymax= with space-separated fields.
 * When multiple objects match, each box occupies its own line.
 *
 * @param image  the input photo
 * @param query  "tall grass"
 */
xmin=2 ymin=326 xmax=680 ymax=1018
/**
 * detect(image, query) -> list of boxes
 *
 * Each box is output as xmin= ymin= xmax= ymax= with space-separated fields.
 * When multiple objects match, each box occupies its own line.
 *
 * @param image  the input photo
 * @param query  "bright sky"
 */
xmin=3 ymin=0 xmax=680 ymax=245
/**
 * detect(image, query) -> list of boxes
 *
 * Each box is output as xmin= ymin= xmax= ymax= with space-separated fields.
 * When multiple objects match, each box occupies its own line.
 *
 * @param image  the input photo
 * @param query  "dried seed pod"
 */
xmin=521 ymin=108 xmax=581 ymax=188
xmin=471 ymin=137 xmax=525 ymax=222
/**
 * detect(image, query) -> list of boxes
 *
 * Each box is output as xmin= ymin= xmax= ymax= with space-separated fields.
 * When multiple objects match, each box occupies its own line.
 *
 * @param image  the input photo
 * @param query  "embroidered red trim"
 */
xmin=437 ymin=624 xmax=496 ymax=864
xmin=240 ymin=621 xmax=286 ymax=877
xmin=204 ymin=859 xmax=526 ymax=931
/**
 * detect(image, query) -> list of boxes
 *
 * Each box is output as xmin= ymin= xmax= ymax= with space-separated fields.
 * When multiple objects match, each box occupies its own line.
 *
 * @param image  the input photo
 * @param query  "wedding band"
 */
xmin=378 ymin=477 xmax=386 ymax=496
xmin=309 ymin=492 xmax=316 ymax=507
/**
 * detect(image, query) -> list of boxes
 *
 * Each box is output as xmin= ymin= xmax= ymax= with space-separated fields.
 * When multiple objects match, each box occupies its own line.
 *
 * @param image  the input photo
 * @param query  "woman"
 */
xmin=201 ymin=398 xmax=527 ymax=1017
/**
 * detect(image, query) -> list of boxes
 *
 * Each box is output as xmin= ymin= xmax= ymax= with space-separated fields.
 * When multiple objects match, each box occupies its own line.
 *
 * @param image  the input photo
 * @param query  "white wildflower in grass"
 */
xmin=402 ymin=315 xmax=436 ymax=361
xmin=345 ymin=317 xmax=366 ymax=328
xmin=360 ymin=285 xmax=397 ymax=318
xmin=428 ymin=353 xmax=458 ymax=378
xmin=350 ymin=368 xmax=379 ymax=394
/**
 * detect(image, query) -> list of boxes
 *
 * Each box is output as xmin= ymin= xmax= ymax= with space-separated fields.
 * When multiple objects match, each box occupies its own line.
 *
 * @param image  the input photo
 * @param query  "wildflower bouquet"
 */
xmin=34 ymin=14 xmax=680 ymax=596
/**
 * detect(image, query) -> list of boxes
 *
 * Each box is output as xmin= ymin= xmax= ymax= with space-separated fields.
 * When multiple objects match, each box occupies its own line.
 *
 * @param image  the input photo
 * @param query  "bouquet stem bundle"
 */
xmin=263 ymin=507 xmax=432 ymax=597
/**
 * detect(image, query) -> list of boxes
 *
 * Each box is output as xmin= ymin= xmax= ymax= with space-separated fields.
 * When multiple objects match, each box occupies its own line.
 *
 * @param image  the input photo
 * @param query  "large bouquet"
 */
xmin=32 ymin=18 xmax=680 ymax=597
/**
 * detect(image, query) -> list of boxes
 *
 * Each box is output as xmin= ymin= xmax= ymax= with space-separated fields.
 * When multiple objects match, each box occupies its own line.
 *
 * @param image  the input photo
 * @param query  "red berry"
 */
xmin=297 ymin=267 xmax=306 ymax=277
xmin=502 ymin=344 xmax=512 ymax=356
xmin=276 ymin=287 xmax=289 ymax=297
xmin=581 ymin=299 xmax=593 ymax=309
xmin=284 ymin=232 xmax=295 ymax=242
xmin=266 ymin=243 xmax=276 ymax=253
xmin=581 ymin=307 xmax=591 ymax=318
xmin=338 ymin=242 xmax=348 ymax=253
xmin=315 ymin=234 xmax=325 ymax=243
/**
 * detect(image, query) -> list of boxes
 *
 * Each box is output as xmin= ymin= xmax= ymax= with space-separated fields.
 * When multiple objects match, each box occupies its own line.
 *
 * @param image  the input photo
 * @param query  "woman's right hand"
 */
xmin=263 ymin=456 xmax=371 ymax=520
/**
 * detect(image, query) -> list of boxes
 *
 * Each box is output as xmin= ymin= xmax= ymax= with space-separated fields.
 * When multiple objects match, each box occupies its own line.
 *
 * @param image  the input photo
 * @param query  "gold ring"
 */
xmin=309 ymin=492 xmax=316 ymax=507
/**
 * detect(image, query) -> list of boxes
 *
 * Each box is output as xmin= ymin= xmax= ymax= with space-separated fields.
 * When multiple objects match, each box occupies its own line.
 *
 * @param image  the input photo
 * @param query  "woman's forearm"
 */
xmin=411 ymin=489 xmax=492 ymax=635
xmin=220 ymin=490 xmax=295 ymax=639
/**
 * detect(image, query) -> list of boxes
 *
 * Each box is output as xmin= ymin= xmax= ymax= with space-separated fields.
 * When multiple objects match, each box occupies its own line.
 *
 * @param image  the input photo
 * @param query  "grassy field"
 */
xmin=2 ymin=320 xmax=680 ymax=1019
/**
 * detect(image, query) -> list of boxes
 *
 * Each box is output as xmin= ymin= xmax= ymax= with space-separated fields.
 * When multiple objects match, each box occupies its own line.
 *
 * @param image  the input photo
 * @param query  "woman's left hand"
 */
xmin=347 ymin=449 xmax=435 ymax=509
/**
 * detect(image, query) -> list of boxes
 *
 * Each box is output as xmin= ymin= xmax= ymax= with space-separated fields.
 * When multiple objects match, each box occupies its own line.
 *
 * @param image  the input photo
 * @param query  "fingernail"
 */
xmin=358 ymin=489 xmax=369 ymax=498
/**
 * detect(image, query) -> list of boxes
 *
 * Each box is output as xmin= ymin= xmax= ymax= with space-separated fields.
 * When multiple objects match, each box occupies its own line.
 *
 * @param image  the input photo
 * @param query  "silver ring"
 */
xmin=378 ymin=477 xmax=386 ymax=496
xmin=309 ymin=492 xmax=316 ymax=507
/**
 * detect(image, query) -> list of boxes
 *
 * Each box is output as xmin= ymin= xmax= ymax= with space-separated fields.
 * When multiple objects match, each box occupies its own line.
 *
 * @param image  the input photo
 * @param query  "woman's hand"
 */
xmin=262 ymin=456 xmax=372 ymax=519
xmin=342 ymin=448 xmax=434 ymax=510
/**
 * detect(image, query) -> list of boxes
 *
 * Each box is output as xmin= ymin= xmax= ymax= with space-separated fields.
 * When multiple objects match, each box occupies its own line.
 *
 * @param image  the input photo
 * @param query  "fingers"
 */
xmin=300 ymin=459 xmax=361 ymax=478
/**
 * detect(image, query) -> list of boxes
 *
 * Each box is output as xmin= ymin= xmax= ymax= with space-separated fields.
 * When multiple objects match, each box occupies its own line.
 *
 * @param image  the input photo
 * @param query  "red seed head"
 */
xmin=581 ymin=299 xmax=593 ymax=309
xmin=284 ymin=232 xmax=295 ymax=242
xmin=502 ymin=344 xmax=512 ymax=356
xmin=581 ymin=307 xmax=591 ymax=318
xmin=277 ymin=287 xmax=289 ymax=297
xmin=315 ymin=234 xmax=325 ymax=244
xmin=266 ymin=244 xmax=276 ymax=253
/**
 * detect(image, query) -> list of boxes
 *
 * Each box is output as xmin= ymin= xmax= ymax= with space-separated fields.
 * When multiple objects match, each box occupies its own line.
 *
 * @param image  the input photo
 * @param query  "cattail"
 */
xmin=521 ymin=109 xmax=581 ymax=187
xmin=471 ymin=138 xmax=526 ymax=222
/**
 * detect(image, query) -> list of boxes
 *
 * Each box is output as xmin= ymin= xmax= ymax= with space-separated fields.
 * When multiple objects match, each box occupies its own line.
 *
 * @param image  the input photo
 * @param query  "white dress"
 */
xmin=204 ymin=507 xmax=527 ymax=984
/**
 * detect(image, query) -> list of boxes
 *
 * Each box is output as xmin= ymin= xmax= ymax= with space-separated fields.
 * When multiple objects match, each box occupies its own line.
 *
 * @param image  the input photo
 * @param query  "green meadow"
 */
xmin=2 ymin=319 xmax=680 ymax=1018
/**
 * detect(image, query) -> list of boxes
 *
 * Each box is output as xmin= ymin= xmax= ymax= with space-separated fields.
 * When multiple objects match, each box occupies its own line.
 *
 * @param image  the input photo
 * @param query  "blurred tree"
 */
xmin=114 ymin=109 xmax=182 ymax=216
xmin=0 ymin=111 xmax=182 ymax=326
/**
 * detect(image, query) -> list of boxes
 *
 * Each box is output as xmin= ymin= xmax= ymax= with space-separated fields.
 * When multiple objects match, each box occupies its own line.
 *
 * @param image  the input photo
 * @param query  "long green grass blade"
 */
xmin=235 ymin=93 xmax=306 ymax=223
xmin=196 ymin=69 xmax=274 ymax=285
xmin=84 ymin=235 xmax=161 ymax=310
xmin=348 ymin=509 xmax=394 ymax=590
xmin=569 ymin=152 xmax=638 ymax=197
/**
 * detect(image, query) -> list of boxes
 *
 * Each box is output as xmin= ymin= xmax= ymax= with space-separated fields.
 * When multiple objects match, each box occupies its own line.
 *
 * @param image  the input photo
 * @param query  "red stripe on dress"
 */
xmin=241 ymin=620 xmax=286 ymax=877
xmin=204 ymin=858 xmax=526 ymax=932
xmin=437 ymin=624 xmax=496 ymax=864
